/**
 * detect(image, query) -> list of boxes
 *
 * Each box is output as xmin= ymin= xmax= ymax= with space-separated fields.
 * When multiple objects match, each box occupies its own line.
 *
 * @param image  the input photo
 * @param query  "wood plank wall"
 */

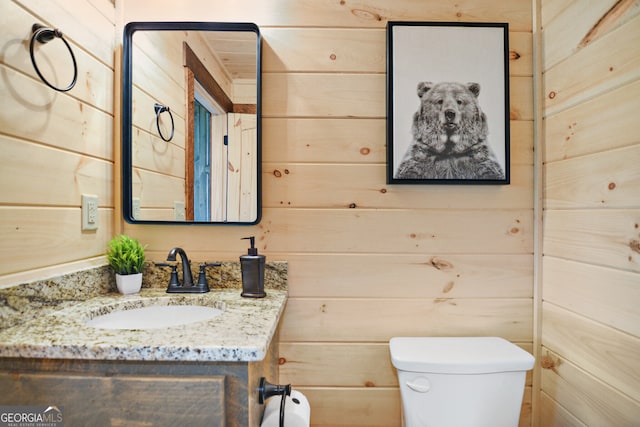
xmin=131 ymin=31 xmax=191 ymax=221
xmin=122 ymin=1 xmax=534 ymax=426
xmin=0 ymin=0 xmax=115 ymax=286
xmin=538 ymin=0 xmax=640 ymax=425
xmin=5 ymin=1 xmax=640 ymax=425
xmin=131 ymin=30 xmax=258 ymax=222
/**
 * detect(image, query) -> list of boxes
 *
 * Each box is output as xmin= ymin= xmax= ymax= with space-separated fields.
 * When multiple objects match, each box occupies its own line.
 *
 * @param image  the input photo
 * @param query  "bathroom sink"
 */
xmin=86 ymin=305 xmax=224 ymax=330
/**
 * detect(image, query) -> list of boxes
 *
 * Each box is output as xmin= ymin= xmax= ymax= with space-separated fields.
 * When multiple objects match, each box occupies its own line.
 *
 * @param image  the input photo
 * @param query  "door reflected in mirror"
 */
xmin=122 ymin=22 xmax=261 ymax=224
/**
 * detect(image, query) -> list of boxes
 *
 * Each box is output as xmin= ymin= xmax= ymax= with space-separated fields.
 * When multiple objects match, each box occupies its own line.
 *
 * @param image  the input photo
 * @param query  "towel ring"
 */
xmin=154 ymin=103 xmax=175 ymax=142
xmin=29 ymin=23 xmax=78 ymax=92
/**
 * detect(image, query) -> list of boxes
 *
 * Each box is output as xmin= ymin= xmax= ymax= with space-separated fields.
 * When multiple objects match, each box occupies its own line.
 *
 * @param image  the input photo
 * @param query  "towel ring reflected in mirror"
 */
xmin=154 ymin=103 xmax=175 ymax=142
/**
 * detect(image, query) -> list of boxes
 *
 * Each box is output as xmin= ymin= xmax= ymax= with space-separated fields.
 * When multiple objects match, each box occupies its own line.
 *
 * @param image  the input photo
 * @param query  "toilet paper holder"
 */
xmin=258 ymin=377 xmax=291 ymax=404
xmin=259 ymin=377 xmax=293 ymax=427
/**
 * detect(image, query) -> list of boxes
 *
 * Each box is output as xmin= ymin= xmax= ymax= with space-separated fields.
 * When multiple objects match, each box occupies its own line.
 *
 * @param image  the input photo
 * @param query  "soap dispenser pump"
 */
xmin=240 ymin=236 xmax=266 ymax=298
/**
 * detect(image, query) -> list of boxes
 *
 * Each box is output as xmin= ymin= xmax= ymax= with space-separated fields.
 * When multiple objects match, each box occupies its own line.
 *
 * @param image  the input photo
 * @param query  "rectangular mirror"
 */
xmin=122 ymin=22 xmax=261 ymax=224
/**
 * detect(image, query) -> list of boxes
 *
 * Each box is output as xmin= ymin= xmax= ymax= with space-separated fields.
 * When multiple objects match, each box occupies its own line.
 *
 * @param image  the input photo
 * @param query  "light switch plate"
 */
xmin=174 ymin=201 xmax=185 ymax=221
xmin=132 ymin=197 xmax=141 ymax=220
xmin=82 ymin=194 xmax=99 ymax=231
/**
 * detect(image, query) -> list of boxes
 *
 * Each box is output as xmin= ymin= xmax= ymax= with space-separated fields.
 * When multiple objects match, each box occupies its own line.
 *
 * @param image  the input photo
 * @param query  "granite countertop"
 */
xmin=0 ymin=288 xmax=287 ymax=362
xmin=0 ymin=261 xmax=288 ymax=363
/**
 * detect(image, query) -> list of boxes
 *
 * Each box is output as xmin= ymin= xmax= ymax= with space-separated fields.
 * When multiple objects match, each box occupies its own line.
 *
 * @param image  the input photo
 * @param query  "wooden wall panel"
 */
xmin=121 ymin=2 xmax=536 ymax=426
xmin=508 ymin=32 xmax=534 ymax=77
xmin=543 ymin=257 xmax=640 ymax=337
xmin=263 ymin=28 xmax=532 ymax=77
xmin=5 ymin=0 xmax=115 ymax=111
xmin=263 ymin=74 xmax=385 ymax=118
xmin=543 ymin=12 xmax=640 ymax=115
xmin=544 ymin=209 xmax=640 ymax=272
xmin=0 ymin=66 xmax=113 ymax=161
xmin=540 ymin=5 xmax=640 ymax=425
xmin=281 ymin=298 xmax=533 ymax=342
xmin=122 ymin=0 xmax=533 ymax=31
xmin=263 ymin=119 xmax=533 ymax=165
xmin=279 ymin=342 xmax=398 ymax=387
xmin=262 ymin=117 xmax=388 ymax=163
xmin=0 ymin=136 xmax=113 ymax=207
xmin=297 ymin=387 xmax=401 ymax=427
xmin=132 ymin=35 xmax=187 ymax=118
xmin=135 ymin=208 xmax=531 ymax=254
xmin=0 ymin=0 xmax=115 ymax=285
xmin=280 ymin=342 xmax=534 ymax=387
xmin=541 ymin=0 xmax=631 ymax=69
xmin=544 ymin=79 xmax=640 ymax=162
xmin=540 ymin=349 xmax=640 ymax=426
xmin=295 ymin=386 xmax=533 ymax=427
xmin=539 ymin=393 xmax=586 ymax=427
xmin=283 ymin=253 xmax=533 ymax=299
xmin=544 ymin=144 xmax=640 ymax=209
xmin=19 ymin=0 xmax=115 ymax=64
xmin=130 ymin=31 xmax=187 ymax=218
xmin=264 ymin=74 xmax=534 ymax=120
xmin=131 ymin=169 xmax=185 ymax=209
xmin=511 ymin=76 xmax=536 ymax=120
xmin=132 ymin=126 xmax=186 ymax=177
xmin=257 ymin=209 xmax=532 ymax=254
xmin=262 ymin=28 xmax=386 ymax=73
xmin=1 ymin=208 xmax=113 ymax=276
xmin=0 ymin=0 xmax=542 ymax=424
xmin=542 ymin=303 xmax=640 ymax=402
xmin=263 ymin=163 xmax=533 ymax=209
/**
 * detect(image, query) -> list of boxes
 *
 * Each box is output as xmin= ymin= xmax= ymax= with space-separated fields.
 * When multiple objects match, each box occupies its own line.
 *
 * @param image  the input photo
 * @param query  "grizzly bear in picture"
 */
xmin=394 ymin=81 xmax=505 ymax=180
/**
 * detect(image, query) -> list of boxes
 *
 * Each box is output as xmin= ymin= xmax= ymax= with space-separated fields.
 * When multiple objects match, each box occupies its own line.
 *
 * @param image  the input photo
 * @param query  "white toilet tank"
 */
xmin=389 ymin=337 xmax=535 ymax=427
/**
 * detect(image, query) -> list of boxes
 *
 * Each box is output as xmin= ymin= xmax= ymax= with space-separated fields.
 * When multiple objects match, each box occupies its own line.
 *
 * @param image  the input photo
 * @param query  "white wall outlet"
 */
xmin=174 ymin=201 xmax=186 ymax=221
xmin=82 ymin=194 xmax=99 ymax=231
xmin=132 ymin=197 xmax=141 ymax=220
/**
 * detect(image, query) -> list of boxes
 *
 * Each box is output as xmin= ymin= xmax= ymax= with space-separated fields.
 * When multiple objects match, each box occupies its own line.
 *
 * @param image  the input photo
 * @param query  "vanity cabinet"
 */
xmin=0 ymin=264 xmax=288 ymax=426
xmin=0 ymin=335 xmax=277 ymax=427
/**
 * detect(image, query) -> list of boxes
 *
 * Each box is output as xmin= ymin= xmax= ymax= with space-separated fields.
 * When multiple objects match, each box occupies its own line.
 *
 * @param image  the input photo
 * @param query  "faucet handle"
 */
xmin=202 ymin=262 xmax=222 ymax=268
xmin=197 ymin=262 xmax=222 ymax=288
xmin=155 ymin=262 xmax=180 ymax=288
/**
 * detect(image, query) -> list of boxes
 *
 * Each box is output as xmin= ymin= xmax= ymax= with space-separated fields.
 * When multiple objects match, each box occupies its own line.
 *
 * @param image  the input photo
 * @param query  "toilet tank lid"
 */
xmin=389 ymin=337 xmax=535 ymax=374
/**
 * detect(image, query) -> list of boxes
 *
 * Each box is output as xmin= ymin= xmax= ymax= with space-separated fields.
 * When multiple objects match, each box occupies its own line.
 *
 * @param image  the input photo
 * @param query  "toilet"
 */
xmin=389 ymin=337 xmax=535 ymax=427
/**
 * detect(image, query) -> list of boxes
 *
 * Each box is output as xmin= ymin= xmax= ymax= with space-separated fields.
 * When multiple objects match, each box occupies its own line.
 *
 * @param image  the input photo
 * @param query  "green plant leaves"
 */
xmin=106 ymin=234 xmax=146 ymax=275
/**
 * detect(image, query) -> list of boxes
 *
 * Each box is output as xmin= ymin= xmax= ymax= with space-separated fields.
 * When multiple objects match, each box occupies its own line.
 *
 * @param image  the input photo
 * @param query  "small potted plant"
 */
xmin=107 ymin=234 xmax=146 ymax=294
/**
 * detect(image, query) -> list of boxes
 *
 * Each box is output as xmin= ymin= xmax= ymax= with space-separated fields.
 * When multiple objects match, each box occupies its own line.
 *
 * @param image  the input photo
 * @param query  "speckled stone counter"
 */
xmin=0 ymin=288 xmax=286 ymax=362
xmin=0 ymin=262 xmax=287 ymax=362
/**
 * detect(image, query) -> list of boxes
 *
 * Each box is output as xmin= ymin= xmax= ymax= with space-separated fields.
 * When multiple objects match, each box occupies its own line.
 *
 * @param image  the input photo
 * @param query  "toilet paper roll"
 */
xmin=260 ymin=389 xmax=310 ymax=427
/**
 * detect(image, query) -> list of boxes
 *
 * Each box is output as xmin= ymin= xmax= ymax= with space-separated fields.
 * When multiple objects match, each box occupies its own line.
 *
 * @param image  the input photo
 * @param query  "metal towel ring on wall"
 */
xmin=154 ymin=103 xmax=175 ymax=142
xmin=29 ymin=23 xmax=78 ymax=92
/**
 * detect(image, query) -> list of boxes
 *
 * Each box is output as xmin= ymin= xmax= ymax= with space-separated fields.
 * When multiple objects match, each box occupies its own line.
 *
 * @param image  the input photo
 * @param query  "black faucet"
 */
xmin=167 ymin=247 xmax=194 ymax=287
xmin=160 ymin=247 xmax=219 ymax=293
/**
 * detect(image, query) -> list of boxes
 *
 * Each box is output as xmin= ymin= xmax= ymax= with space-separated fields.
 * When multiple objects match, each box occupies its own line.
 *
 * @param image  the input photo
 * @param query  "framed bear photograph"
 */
xmin=386 ymin=22 xmax=510 ymax=185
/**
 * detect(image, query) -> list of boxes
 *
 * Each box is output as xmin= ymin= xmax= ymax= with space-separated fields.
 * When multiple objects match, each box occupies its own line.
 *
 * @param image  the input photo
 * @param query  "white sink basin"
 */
xmin=86 ymin=305 xmax=224 ymax=330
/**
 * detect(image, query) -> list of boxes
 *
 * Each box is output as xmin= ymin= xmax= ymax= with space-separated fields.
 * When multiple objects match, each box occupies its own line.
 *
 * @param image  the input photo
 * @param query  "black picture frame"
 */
xmin=386 ymin=22 xmax=510 ymax=185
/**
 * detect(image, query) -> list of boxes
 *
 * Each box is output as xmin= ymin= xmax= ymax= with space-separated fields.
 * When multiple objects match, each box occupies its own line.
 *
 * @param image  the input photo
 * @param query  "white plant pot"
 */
xmin=115 ymin=273 xmax=142 ymax=295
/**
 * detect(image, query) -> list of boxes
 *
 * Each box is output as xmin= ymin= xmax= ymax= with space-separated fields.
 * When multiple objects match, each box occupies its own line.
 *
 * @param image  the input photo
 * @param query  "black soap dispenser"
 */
xmin=240 ymin=236 xmax=266 ymax=298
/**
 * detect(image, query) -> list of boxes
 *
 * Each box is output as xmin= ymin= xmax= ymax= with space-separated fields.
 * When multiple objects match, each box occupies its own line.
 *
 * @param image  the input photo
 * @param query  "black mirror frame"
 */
xmin=122 ymin=21 xmax=262 ymax=225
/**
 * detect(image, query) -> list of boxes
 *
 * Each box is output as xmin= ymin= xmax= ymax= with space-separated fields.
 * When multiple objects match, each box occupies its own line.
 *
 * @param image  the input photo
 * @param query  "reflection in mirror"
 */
xmin=122 ymin=22 xmax=261 ymax=224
